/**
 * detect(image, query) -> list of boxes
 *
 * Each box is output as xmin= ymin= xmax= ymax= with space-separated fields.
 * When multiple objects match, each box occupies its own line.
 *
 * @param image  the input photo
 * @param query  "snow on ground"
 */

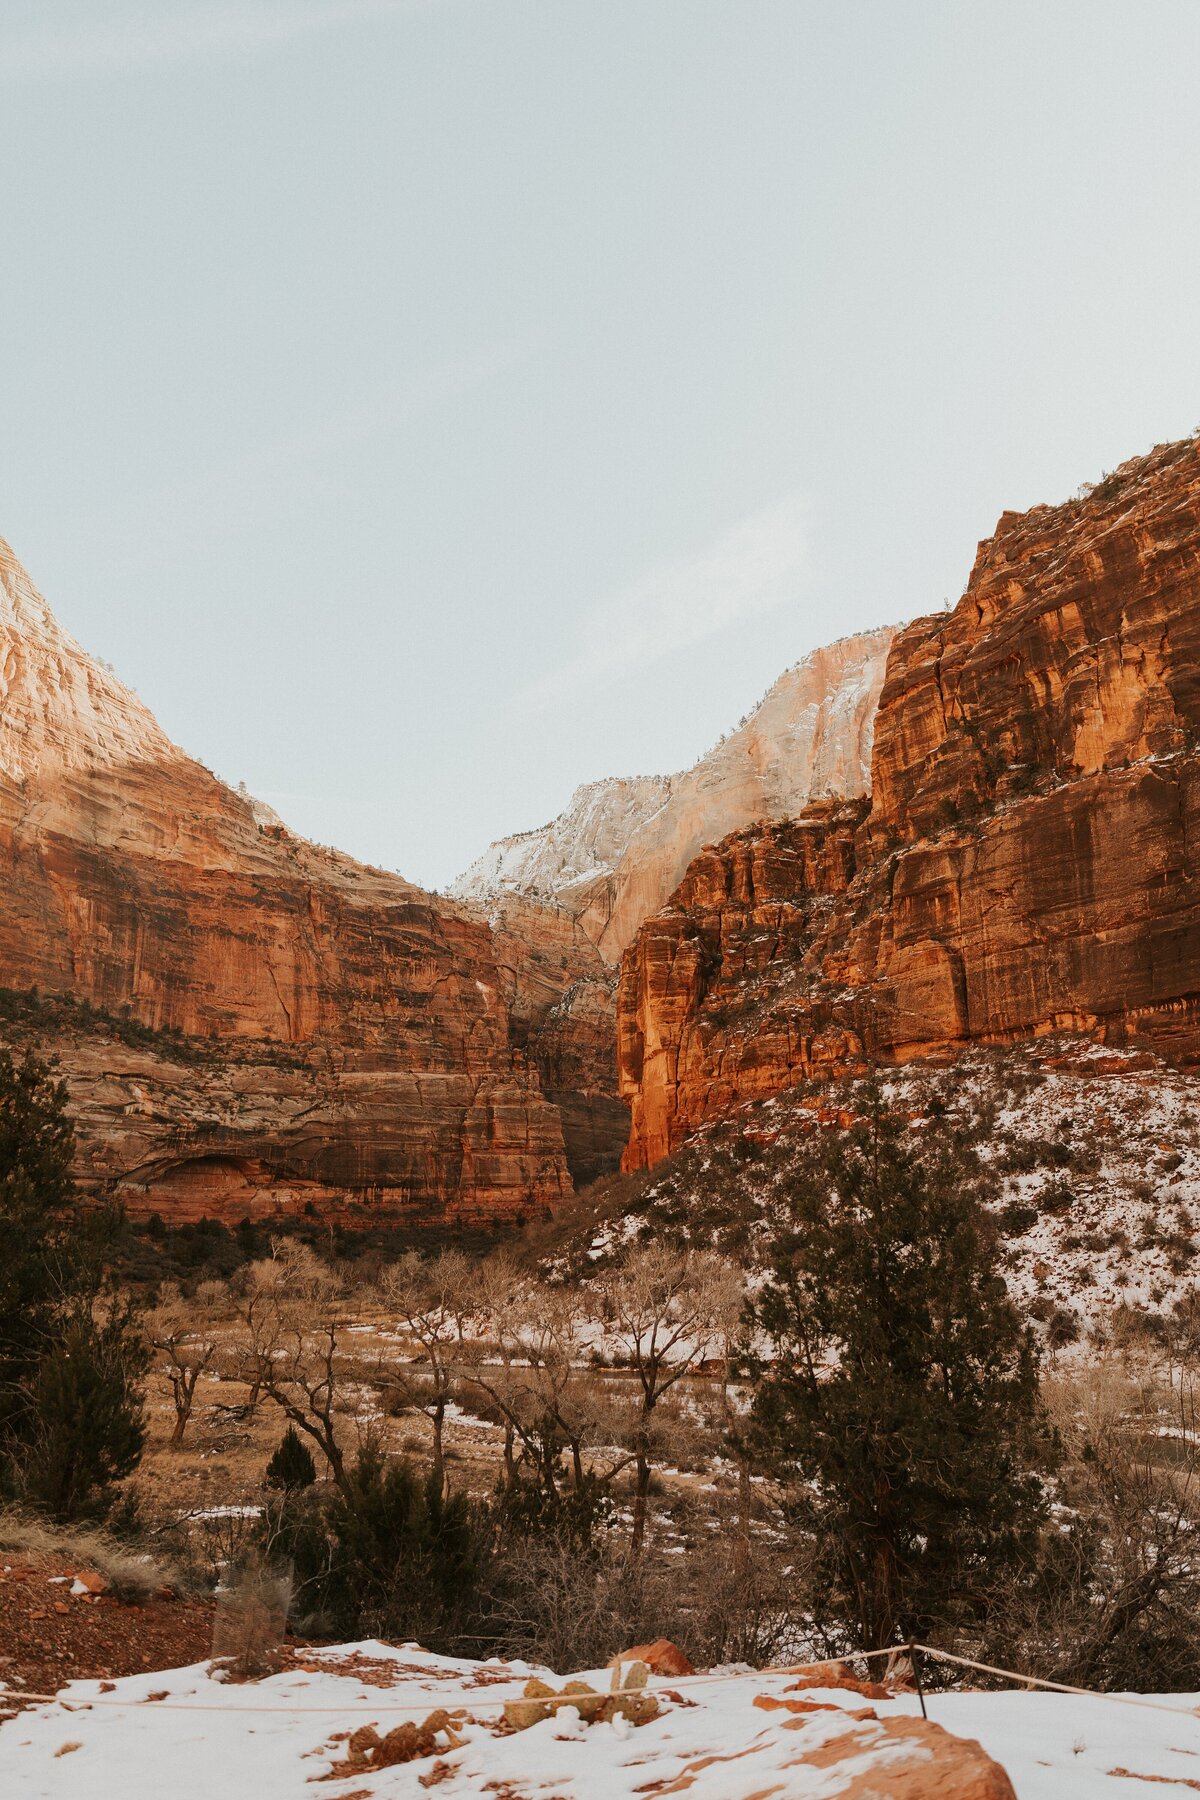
xmin=3 ymin=1641 xmax=1199 ymax=1799
xmin=912 ymin=1686 xmax=1200 ymax=1799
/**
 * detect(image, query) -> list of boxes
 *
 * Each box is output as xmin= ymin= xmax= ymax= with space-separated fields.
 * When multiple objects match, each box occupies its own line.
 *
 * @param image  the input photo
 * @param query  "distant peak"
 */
xmin=452 ymin=621 xmax=899 ymax=958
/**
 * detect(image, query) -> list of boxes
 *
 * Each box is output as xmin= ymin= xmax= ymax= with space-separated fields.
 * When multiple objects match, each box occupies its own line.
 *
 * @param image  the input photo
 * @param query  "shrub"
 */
xmin=0 ymin=1507 xmax=184 ymax=1602
xmin=265 ymin=1445 xmax=481 ymax=1648
xmin=1045 ymin=1306 xmax=1080 ymax=1348
xmin=265 ymin=1426 xmax=316 ymax=1493
xmin=998 ymin=1198 xmax=1039 ymax=1236
xmin=494 ymin=1468 xmax=612 ymax=1548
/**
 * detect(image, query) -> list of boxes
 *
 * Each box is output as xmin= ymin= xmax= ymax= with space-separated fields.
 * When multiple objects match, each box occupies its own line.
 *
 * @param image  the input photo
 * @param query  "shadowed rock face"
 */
xmin=474 ymin=892 xmax=627 ymax=1188
xmin=620 ymin=436 xmax=1200 ymax=1168
xmin=0 ymin=539 xmax=570 ymax=1223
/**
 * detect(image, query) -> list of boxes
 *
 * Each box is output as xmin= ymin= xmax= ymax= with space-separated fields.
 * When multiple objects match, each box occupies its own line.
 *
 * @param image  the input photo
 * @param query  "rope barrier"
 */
xmin=907 ymin=1646 xmax=1200 ymax=1722
xmin=0 ymin=1642 xmax=1197 ymax=1723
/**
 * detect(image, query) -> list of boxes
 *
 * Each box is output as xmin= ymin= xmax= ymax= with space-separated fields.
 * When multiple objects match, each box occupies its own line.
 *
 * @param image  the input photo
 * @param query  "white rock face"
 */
xmin=454 ymin=624 xmax=897 ymax=961
xmin=458 ymin=776 xmax=673 ymax=909
xmin=0 ymin=536 xmax=179 ymax=783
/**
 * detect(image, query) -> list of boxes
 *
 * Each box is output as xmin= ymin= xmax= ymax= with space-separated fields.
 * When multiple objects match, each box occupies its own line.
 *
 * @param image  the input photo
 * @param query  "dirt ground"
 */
xmin=0 ymin=1557 xmax=217 ymax=1707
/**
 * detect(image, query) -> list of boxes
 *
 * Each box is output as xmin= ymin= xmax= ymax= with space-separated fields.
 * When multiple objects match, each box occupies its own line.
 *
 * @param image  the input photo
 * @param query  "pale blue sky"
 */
xmin=3 ymin=1 xmax=1200 ymax=888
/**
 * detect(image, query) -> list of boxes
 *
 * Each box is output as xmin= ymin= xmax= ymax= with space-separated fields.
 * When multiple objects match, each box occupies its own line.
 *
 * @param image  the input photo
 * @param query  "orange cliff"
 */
xmin=619 ymin=435 xmax=1200 ymax=1169
xmin=0 ymin=537 xmax=571 ymax=1224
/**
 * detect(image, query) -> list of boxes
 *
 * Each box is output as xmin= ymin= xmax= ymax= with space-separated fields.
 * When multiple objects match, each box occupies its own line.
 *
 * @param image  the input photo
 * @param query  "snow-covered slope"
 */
xmin=454 ymin=625 xmax=897 ymax=962
xmin=2 ymin=1638 xmax=1191 ymax=1798
xmin=571 ymin=1038 xmax=1200 ymax=1331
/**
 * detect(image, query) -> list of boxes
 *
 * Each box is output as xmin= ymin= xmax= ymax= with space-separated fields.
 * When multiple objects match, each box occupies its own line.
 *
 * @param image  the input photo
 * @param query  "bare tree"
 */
xmin=460 ymin=1273 xmax=624 ymax=1506
xmin=236 ymin=1241 xmax=350 ymax=1496
xmin=146 ymin=1282 xmax=220 ymax=1446
xmin=987 ymin=1351 xmax=1200 ymax=1689
xmin=463 ymin=1252 xmax=526 ymax=1484
xmin=376 ymin=1250 xmax=472 ymax=1494
xmin=608 ymin=1246 xmax=743 ymax=1554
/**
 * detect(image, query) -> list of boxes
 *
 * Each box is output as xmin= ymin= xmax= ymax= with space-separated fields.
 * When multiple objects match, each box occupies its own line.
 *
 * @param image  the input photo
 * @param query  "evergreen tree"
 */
xmin=0 ymin=1051 xmax=76 ymax=1439
xmin=742 ymin=1087 xmax=1051 ymax=1651
xmin=268 ymin=1444 xmax=480 ymax=1647
xmin=265 ymin=1425 xmax=317 ymax=1493
xmin=0 ymin=1048 xmax=147 ymax=1520
xmin=23 ymin=1309 xmax=148 ymax=1523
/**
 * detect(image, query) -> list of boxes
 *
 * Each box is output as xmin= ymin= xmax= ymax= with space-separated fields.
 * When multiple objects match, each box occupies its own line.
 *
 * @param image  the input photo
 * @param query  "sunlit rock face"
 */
xmin=0 ymin=538 xmax=570 ymax=1224
xmin=453 ymin=624 xmax=896 ymax=964
xmin=620 ymin=436 xmax=1200 ymax=1168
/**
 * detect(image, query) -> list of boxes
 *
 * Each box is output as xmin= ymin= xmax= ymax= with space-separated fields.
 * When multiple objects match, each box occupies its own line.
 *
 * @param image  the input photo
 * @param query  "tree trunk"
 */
xmin=431 ymin=1400 xmax=446 ymax=1495
xmin=631 ymin=1451 xmax=651 ymax=1554
xmin=736 ymin=1455 xmax=752 ymax=1570
xmin=170 ymin=1371 xmax=198 ymax=1446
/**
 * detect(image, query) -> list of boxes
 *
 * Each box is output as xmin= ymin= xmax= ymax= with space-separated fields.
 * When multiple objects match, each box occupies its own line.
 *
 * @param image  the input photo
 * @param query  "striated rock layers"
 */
xmin=620 ymin=436 xmax=1200 ymax=1167
xmin=454 ymin=626 xmax=896 ymax=963
xmin=0 ymin=537 xmax=571 ymax=1223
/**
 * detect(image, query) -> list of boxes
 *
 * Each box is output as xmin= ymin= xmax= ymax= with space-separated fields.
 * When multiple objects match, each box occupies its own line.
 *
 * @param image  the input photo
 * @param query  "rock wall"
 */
xmin=620 ymin=436 xmax=1200 ymax=1167
xmin=452 ymin=614 xmax=894 ymax=1186
xmin=0 ymin=538 xmax=570 ymax=1223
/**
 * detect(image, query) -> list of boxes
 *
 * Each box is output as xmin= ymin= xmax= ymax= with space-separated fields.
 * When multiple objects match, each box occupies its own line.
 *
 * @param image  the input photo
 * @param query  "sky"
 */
xmin=3 ymin=2 xmax=1200 ymax=890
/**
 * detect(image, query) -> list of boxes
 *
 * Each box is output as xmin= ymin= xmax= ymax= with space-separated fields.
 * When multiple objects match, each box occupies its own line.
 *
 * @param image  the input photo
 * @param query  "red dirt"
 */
xmin=0 ymin=1555 xmax=216 ymax=1709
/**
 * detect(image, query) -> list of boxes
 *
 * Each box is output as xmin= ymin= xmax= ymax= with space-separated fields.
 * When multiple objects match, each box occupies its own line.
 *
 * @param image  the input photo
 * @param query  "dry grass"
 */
xmin=130 ymin=1314 xmax=508 ymax=1548
xmin=0 ymin=1508 xmax=188 ymax=1603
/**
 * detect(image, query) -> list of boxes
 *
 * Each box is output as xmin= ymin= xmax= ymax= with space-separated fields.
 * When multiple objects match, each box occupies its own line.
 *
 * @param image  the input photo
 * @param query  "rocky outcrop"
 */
xmin=620 ymin=436 xmax=1200 ymax=1167
xmin=617 ymin=807 xmax=866 ymax=1167
xmin=454 ymin=626 xmax=895 ymax=963
xmin=0 ymin=539 xmax=570 ymax=1223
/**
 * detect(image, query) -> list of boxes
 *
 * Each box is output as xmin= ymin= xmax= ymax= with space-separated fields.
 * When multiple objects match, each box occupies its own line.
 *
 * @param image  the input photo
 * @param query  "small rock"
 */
xmin=610 ymin=1638 xmax=694 ymax=1677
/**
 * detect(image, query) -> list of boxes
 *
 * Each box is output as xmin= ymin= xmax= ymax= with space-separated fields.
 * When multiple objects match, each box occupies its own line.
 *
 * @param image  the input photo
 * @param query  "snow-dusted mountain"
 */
xmin=453 ymin=625 xmax=897 ymax=961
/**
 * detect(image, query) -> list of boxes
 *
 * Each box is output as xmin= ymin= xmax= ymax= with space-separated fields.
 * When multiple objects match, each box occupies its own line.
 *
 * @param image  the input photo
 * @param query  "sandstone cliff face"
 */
xmin=454 ymin=627 xmax=895 ymax=963
xmin=620 ymin=437 xmax=1200 ymax=1168
xmin=0 ymin=539 xmax=570 ymax=1223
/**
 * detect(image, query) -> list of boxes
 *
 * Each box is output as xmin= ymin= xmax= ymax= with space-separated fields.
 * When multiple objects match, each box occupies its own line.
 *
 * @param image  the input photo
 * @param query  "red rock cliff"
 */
xmin=620 ymin=436 xmax=1200 ymax=1167
xmin=0 ymin=539 xmax=570 ymax=1222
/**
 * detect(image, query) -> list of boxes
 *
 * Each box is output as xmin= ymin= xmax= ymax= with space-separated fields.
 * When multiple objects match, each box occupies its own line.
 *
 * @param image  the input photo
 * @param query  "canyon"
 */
xmin=7 ymin=432 xmax=1200 ymax=1219
xmin=0 ymin=539 xmax=892 ymax=1223
xmin=618 ymin=436 xmax=1200 ymax=1167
